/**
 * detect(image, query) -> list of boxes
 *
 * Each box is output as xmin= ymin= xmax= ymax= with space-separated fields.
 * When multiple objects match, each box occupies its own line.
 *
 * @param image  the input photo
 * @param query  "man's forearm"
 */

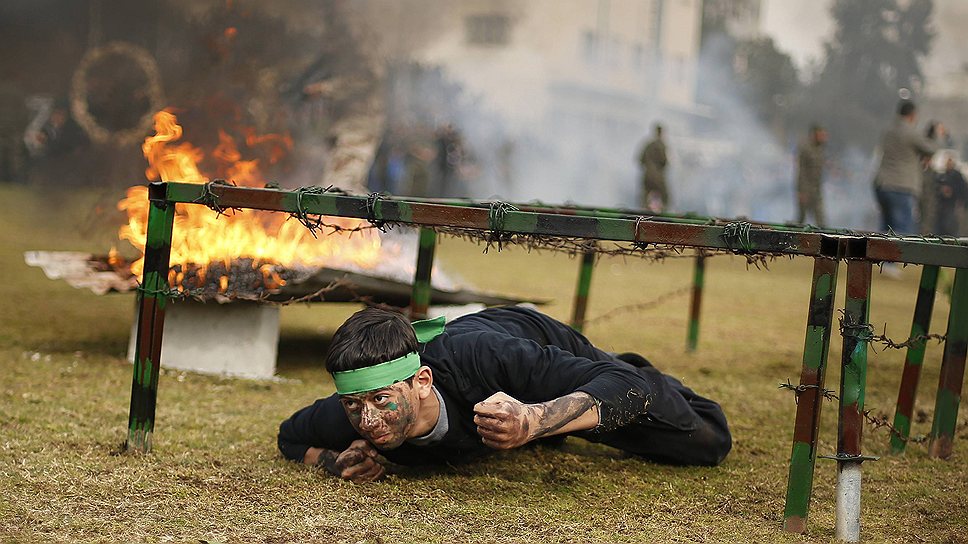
xmin=527 ymin=392 xmax=599 ymax=440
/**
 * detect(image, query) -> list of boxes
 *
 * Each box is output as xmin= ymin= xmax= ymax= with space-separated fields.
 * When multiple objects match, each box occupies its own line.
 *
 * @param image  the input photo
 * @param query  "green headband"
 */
xmin=332 ymin=316 xmax=446 ymax=395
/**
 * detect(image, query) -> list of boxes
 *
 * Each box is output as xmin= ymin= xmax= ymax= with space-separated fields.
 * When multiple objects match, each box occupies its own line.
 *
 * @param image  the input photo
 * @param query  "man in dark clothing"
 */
xmin=278 ymin=306 xmax=732 ymax=482
xmin=935 ymin=155 xmax=968 ymax=236
xmin=796 ymin=125 xmax=827 ymax=226
xmin=638 ymin=124 xmax=669 ymax=212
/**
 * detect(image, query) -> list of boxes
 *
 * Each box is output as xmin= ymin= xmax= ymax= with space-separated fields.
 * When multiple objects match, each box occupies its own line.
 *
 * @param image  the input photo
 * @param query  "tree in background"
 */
xmin=798 ymin=0 xmax=935 ymax=152
xmin=699 ymin=1 xmax=799 ymax=141
xmin=733 ymin=37 xmax=800 ymax=137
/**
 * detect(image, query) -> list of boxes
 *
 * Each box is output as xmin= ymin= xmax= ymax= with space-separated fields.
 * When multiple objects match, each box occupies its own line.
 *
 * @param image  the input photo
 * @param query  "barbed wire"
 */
xmin=838 ymin=310 xmax=947 ymax=352
xmin=193 ymin=179 xmax=240 ymax=217
xmin=485 ymin=201 xmax=519 ymax=252
xmin=777 ymin=379 xmax=931 ymax=444
xmin=365 ymin=192 xmax=390 ymax=232
xmin=862 ymin=409 xmax=928 ymax=444
xmin=778 ymin=379 xmax=839 ymax=403
xmin=289 ymin=184 xmax=373 ymax=238
xmin=721 ymin=221 xmax=754 ymax=253
xmin=135 ymin=283 xmax=209 ymax=301
xmin=584 ymin=286 xmax=693 ymax=326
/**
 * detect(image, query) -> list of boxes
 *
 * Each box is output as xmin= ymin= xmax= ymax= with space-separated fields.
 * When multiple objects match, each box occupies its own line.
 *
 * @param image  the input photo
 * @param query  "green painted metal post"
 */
xmin=891 ymin=265 xmax=940 ymax=453
xmin=570 ymin=248 xmax=596 ymax=332
xmin=783 ymin=257 xmax=840 ymax=534
xmin=410 ymin=227 xmax=437 ymax=320
xmin=929 ymin=267 xmax=968 ymax=458
xmin=835 ymin=259 xmax=873 ymax=542
xmin=125 ymin=189 xmax=176 ymax=453
xmin=686 ymin=255 xmax=706 ymax=351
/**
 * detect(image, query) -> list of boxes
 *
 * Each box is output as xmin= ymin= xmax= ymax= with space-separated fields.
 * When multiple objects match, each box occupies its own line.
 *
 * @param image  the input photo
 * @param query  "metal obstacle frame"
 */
xmin=126 ymin=181 xmax=968 ymax=542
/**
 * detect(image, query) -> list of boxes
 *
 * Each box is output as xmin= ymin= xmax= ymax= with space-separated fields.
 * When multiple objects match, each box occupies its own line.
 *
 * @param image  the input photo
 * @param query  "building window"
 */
xmin=465 ymin=14 xmax=510 ymax=46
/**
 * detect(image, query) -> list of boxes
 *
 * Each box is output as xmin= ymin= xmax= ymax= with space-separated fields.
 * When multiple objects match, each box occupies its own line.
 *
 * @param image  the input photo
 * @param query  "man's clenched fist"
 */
xmin=473 ymin=391 xmax=536 ymax=450
xmin=320 ymin=439 xmax=385 ymax=483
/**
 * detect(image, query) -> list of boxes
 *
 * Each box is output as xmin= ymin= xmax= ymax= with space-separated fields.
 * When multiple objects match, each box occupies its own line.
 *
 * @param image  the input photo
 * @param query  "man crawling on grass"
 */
xmin=278 ymin=306 xmax=731 ymax=482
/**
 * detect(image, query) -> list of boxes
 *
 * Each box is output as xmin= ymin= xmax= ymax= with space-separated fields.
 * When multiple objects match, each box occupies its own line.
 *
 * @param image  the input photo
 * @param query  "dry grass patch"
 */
xmin=1 ymin=184 xmax=967 ymax=543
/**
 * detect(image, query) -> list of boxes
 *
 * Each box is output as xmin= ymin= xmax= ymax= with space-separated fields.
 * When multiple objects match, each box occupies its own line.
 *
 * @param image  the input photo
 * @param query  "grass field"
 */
xmin=1 ymin=183 xmax=967 ymax=543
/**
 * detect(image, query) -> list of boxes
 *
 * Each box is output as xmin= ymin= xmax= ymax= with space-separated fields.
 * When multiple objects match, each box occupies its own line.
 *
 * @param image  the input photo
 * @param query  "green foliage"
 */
xmin=734 ymin=37 xmax=800 ymax=129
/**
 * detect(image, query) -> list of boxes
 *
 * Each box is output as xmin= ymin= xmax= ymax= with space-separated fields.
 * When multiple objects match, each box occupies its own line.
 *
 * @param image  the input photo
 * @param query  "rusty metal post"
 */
xmin=891 ymin=265 xmax=940 ymax=453
xmin=929 ymin=267 xmax=968 ymax=458
xmin=409 ymin=227 xmax=437 ymax=320
xmin=570 ymin=248 xmax=596 ymax=332
xmin=783 ymin=257 xmax=840 ymax=534
xmin=686 ymin=255 xmax=706 ymax=351
xmin=834 ymin=259 xmax=873 ymax=543
xmin=126 ymin=186 xmax=175 ymax=453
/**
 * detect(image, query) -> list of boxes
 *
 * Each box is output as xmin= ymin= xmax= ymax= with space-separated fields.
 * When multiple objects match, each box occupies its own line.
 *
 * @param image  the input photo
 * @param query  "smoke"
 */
xmin=364 ymin=2 xmax=904 ymax=231
xmin=367 ymin=3 xmax=802 ymax=225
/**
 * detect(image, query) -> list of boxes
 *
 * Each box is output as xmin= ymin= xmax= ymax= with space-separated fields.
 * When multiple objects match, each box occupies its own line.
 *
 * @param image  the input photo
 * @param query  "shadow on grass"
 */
xmin=275 ymin=329 xmax=332 ymax=375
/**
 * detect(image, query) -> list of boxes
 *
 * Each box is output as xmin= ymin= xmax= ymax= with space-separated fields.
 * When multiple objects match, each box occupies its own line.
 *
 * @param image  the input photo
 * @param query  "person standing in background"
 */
xmin=934 ymin=154 xmax=968 ymax=236
xmin=873 ymin=101 xmax=940 ymax=278
xmin=795 ymin=124 xmax=828 ymax=226
xmin=920 ymin=120 xmax=951 ymax=233
xmin=638 ymin=123 xmax=668 ymax=212
xmin=873 ymin=101 xmax=939 ymax=235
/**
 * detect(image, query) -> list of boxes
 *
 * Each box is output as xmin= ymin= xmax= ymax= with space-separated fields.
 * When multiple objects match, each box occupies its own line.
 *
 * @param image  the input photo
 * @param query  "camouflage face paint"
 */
xmin=339 ymin=382 xmax=418 ymax=450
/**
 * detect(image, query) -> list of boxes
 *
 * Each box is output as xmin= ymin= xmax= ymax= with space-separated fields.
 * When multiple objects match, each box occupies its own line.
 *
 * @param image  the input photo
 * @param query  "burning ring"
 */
xmin=70 ymin=41 xmax=165 ymax=146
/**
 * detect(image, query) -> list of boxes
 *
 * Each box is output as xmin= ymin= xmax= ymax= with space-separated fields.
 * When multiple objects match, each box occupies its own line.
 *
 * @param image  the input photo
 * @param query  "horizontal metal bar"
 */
xmin=154 ymin=182 xmax=968 ymax=267
xmin=159 ymin=182 xmax=826 ymax=256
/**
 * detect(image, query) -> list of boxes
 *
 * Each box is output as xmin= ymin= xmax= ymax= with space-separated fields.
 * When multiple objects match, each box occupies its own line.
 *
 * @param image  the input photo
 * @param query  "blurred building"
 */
xmin=407 ymin=0 xmax=704 ymax=124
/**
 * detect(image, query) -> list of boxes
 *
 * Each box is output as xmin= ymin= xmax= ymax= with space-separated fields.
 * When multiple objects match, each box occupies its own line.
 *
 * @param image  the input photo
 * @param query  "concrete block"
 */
xmin=128 ymin=300 xmax=280 ymax=379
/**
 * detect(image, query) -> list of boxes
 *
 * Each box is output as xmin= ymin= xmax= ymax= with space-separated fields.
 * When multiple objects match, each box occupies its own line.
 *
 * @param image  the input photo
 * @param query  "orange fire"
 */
xmin=117 ymin=110 xmax=381 ymax=290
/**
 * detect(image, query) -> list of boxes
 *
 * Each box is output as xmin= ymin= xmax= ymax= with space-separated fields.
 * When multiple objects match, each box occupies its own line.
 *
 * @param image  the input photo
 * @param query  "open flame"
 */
xmin=116 ymin=110 xmax=381 ymax=292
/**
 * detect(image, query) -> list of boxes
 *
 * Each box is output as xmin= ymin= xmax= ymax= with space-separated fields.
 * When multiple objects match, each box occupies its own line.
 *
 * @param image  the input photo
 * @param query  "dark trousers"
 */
xmin=486 ymin=307 xmax=732 ymax=466
xmin=579 ymin=353 xmax=732 ymax=466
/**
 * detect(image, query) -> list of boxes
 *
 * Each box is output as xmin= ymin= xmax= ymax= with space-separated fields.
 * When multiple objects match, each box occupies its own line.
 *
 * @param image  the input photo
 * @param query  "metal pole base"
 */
xmin=835 ymin=461 xmax=862 ymax=542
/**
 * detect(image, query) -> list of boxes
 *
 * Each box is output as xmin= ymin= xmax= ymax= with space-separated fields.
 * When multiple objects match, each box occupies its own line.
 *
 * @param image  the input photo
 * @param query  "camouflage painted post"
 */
xmin=126 ymin=190 xmax=176 ymax=453
xmin=891 ymin=265 xmax=940 ymax=453
xmin=686 ymin=255 xmax=706 ymax=351
xmin=783 ymin=257 xmax=840 ymax=534
xmin=570 ymin=248 xmax=596 ymax=332
xmin=410 ymin=227 xmax=437 ymax=320
xmin=929 ymin=267 xmax=968 ymax=458
xmin=835 ymin=260 xmax=873 ymax=543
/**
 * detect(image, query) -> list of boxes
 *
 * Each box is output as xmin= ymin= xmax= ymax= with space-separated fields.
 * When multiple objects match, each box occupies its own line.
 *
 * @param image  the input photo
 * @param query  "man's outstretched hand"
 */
xmin=311 ymin=440 xmax=385 ymax=483
xmin=473 ymin=392 xmax=535 ymax=450
xmin=474 ymin=391 xmax=600 ymax=450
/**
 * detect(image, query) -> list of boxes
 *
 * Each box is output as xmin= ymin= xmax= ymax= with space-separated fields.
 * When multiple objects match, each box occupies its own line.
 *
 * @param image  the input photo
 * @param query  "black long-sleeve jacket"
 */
xmin=277 ymin=307 xmax=688 ymax=465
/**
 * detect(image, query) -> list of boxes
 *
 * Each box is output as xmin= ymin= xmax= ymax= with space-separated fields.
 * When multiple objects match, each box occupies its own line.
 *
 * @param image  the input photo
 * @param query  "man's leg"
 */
xmin=813 ymin=193 xmax=826 ymax=228
xmin=875 ymin=187 xmax=891 ymax=232
xmin=581 ymin=371 xmax=732 ymax=466
xmin=475 ymin=307 xmax=732 ymax=465
xmin=881 ymin=190 xmax=918 ymax=234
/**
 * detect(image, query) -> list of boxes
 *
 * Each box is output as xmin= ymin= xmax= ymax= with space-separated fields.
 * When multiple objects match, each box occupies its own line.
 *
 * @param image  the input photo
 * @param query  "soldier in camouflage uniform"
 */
xmin=638 ymin=124 xmax=668 ymax=212
xmin=796 ymin=125 xmax=827 ymax=227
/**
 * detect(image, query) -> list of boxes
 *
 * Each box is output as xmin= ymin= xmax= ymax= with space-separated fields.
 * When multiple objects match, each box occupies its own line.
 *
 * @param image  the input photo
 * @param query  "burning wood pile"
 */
xmin=27 ymin=110 xmax=528 ymax=308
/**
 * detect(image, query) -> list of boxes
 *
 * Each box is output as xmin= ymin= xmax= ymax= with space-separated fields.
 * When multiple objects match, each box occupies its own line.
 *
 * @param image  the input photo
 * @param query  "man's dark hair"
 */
xmin=898 ymin=100 xmax=916 ymax=117
xmin=326 ymin=308 xmax=417 ymax=373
